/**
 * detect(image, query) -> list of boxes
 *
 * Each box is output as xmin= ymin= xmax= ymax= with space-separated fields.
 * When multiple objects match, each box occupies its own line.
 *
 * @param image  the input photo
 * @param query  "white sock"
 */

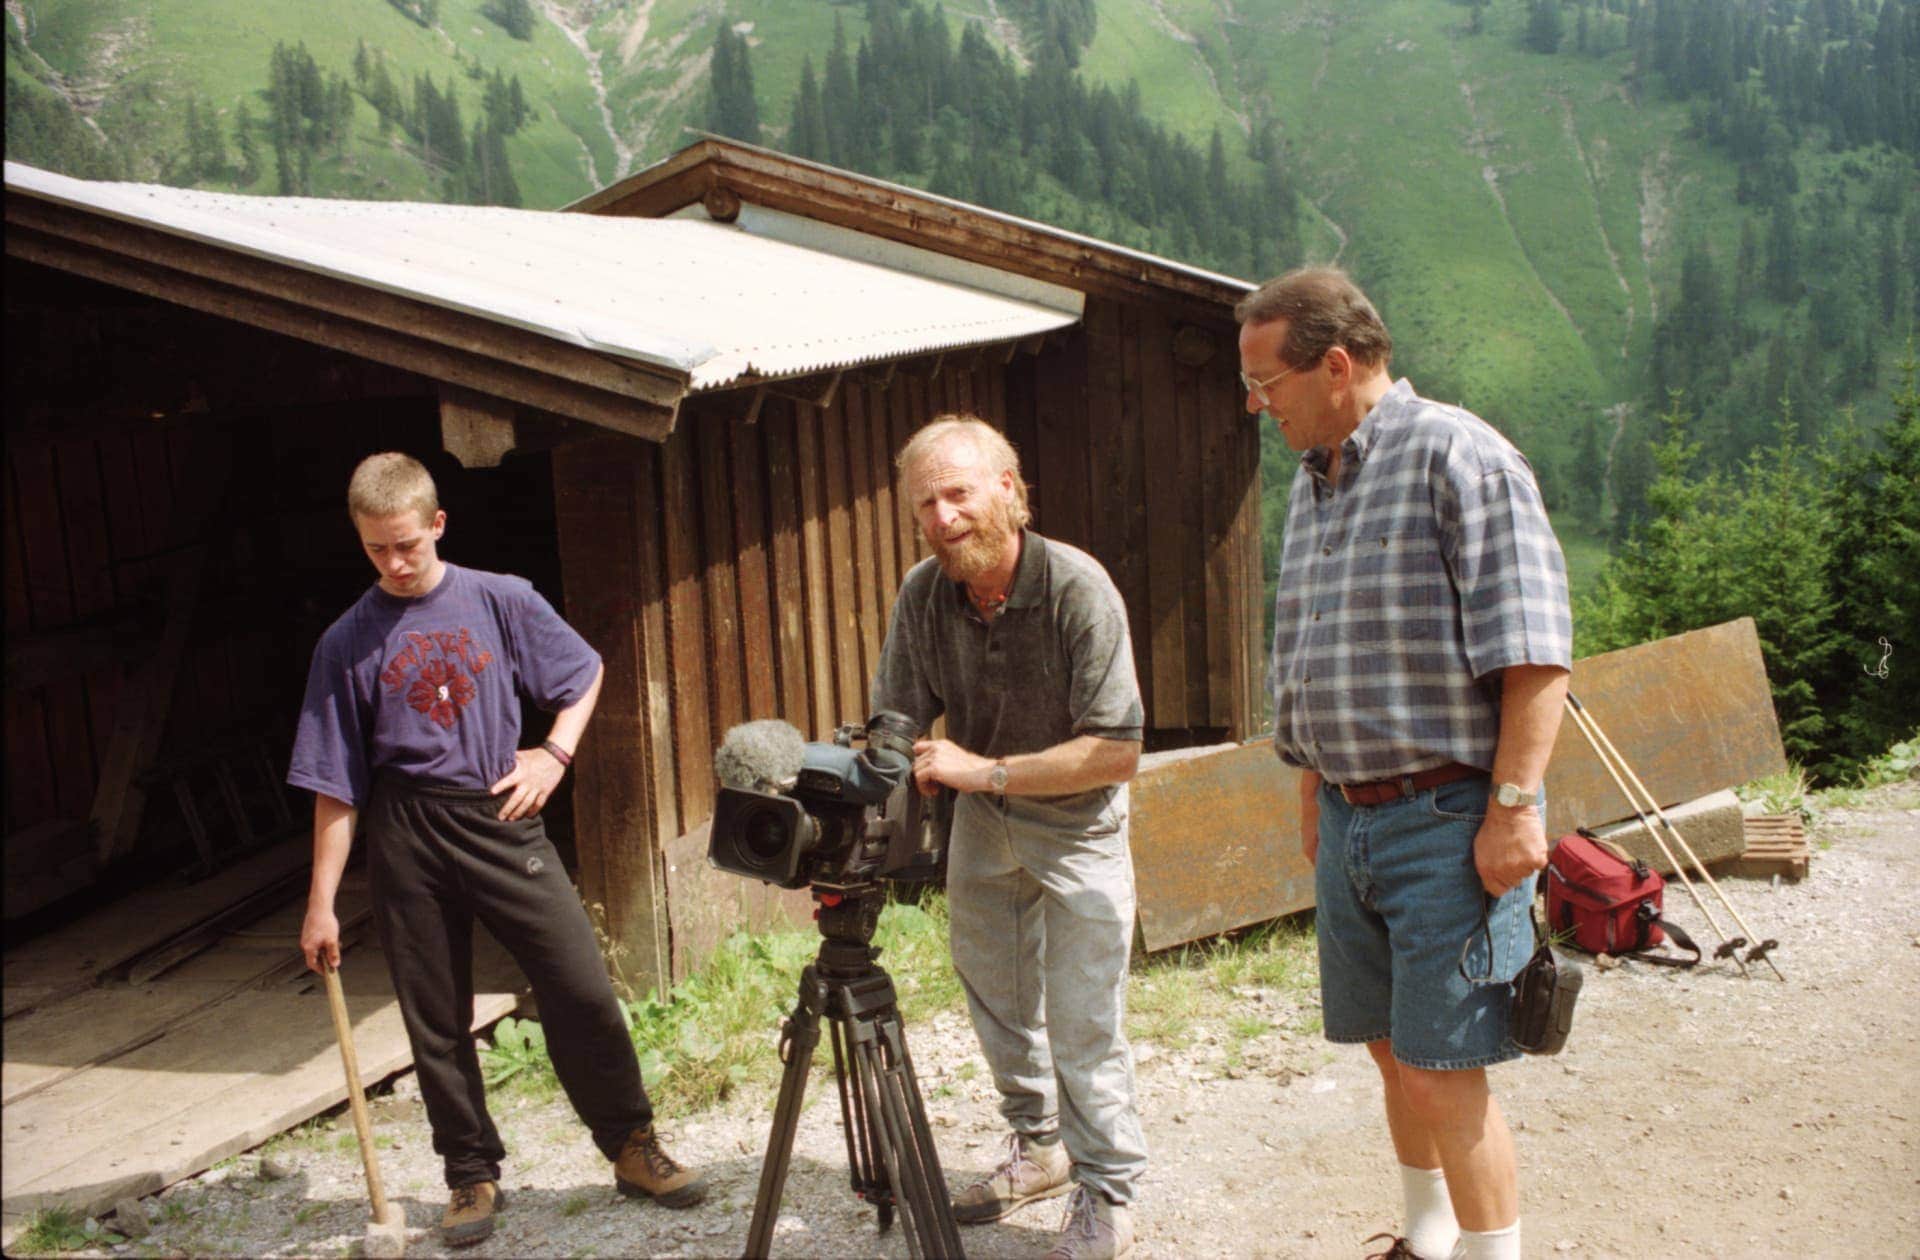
xmin=1452 ymin=1220 xmax=1520 ymax=1260
xmin=1399 ymin=1163 xmax=1457 ymax=1260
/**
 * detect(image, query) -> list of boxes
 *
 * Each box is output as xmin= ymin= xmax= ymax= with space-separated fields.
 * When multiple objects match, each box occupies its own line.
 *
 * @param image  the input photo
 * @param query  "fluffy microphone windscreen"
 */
xmin=714 ymin=718 xmax=808 ymax=789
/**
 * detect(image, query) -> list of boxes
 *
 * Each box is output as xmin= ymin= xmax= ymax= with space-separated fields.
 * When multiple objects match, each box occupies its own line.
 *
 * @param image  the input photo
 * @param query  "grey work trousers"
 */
xmin=946 ymin=788 xmax=1148 ymax=1205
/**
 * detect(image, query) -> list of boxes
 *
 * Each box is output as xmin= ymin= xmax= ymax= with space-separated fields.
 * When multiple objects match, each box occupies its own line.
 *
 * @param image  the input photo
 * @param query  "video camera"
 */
xmin=707 ymin=711 xmax=950 ymax=892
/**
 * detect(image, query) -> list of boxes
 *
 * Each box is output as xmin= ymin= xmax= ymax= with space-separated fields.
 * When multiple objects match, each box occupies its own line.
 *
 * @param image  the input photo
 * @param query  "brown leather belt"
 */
xmin=1337 ymin=762 xmax=1483 ymax=806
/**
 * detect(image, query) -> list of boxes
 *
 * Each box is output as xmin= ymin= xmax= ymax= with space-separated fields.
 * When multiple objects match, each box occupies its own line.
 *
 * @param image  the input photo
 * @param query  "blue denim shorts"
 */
xmin=1314 ymin=776 xmax=1537 ymax=1070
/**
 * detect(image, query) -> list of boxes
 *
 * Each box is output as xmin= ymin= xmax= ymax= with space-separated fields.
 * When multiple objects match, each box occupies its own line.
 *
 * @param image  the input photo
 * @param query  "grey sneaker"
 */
xmin=1043 ymin=1185 xmax=1133 ymax=1260
xmin=950 ymin=1132 xmax=1072 ymax=1224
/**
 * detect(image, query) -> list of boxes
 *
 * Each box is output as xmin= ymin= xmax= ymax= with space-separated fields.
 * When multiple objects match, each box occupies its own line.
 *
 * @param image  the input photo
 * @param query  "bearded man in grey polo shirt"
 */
xmin=871 ymin=415 xmax=1147 ymax=1260
xmin=1239 ymin=268 xmax=1572 ymax=1260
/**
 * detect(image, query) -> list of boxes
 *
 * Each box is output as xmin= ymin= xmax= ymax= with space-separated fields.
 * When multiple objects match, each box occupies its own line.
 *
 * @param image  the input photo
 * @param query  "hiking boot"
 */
xmin=441 ymin=1181 xmax=504 ymax=1248
xmin=951 ymin=1132 xmax=1073 ymax=1224
xmin=1042 ymin=1184 xmax=1133 ymax=1260
xmin=614 ymin=1125 xmax=708 ymax=1207
xmin=1362 ymin=1233 xmax=1422 ymax=1259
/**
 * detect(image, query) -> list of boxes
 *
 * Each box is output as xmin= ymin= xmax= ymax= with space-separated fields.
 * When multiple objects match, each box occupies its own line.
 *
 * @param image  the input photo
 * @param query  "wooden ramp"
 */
xmin=1131 ymin=617 xmax=1789 ymax=952
xmin=1 ymin=862 xmax=525 ymax=1237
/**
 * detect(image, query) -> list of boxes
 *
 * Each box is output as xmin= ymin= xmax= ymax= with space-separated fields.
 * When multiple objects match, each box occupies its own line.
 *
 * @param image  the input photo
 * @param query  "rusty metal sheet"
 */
xmin=1129 ymin=618 xmax=1785 ymax=953
xmin=1546 ymin=617 xmax=1787 ymax=834
xmin=1130 ymin=743 xmax=1309 ymax=953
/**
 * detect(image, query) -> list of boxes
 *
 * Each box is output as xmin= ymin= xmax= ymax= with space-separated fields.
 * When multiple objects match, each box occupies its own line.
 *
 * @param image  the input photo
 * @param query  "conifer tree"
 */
xmin=790 ymin=56 xmax=827 ymax=161
xmin=707 ymin=20 xmax=762 ymax=144
xmin=233 ymin=101 xmax=261 ymax=186
xmin=822 ymin=15 xmax=858 ymax=167
xmin=1526 ymin=0 xmax=1565 ymax=54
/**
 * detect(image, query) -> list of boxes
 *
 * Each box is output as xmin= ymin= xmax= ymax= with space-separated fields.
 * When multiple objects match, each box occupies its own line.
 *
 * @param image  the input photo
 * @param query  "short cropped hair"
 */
xmin=347 ymin=452 xmax=439 ymax=524
xmin=896 ymin=415 xmax=1032 ymax=529
xmin=1234 ymin=266 xmax=1393 ymax=370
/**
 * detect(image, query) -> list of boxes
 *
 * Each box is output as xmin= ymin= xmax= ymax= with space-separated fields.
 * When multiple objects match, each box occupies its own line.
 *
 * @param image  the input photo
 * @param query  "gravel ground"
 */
xmin=38 ymin=784 xmax=1920 ymax=1258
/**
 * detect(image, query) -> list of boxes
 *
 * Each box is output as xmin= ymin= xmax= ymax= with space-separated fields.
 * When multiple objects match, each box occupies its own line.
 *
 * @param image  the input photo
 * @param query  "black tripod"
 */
xmin=743 ymin=889 xmax=964 ymax=1259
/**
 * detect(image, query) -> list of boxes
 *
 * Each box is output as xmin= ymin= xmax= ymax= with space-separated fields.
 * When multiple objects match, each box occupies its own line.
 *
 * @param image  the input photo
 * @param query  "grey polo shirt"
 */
xmin=870 ymin=530 xmax=1144 ymax=822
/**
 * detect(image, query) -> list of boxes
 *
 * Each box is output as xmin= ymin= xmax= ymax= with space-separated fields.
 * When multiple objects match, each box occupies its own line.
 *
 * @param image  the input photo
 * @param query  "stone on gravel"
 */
xmin=110 ymin=1198 xmax=150 ymax=1238
xmin=258 ymin=1154 xmax=296 ymax=1181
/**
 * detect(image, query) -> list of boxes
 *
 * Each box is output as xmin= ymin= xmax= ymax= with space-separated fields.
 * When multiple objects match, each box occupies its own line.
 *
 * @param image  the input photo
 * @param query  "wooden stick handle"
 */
xmin=322 ymin=963 xmax=392 ymax=1221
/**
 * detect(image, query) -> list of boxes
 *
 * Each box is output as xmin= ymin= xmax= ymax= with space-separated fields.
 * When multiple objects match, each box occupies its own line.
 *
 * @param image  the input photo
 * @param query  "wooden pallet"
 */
xmin=1726 ymin=814 xmax=1811 ymax=880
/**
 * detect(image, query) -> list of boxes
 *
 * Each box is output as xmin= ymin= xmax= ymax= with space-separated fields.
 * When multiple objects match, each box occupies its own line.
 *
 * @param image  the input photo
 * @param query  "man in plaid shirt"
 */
xmin=1238 ymin=268 xmax=1571 ymax=1260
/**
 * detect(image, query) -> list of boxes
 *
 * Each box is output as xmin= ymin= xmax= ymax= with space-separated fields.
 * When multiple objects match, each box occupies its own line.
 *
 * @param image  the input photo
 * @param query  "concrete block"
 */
xmin=1592 ymin=788 xmax=1745 ymax=875
xmin=111 ymin=1197 xmax=151 ymax=1239
xmin=364 ymin=1208 xmax=406 ymax=1259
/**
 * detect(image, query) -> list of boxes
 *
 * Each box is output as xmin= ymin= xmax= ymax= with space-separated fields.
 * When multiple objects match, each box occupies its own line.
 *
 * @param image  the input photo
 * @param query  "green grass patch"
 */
xmin=15 ymin=1206 xmax=119 ymax=1253
xmin=484 ymin=889 xmax=1321 ymax=1119
xmin=1127 ymin=915 xmax=1317 ymax=1050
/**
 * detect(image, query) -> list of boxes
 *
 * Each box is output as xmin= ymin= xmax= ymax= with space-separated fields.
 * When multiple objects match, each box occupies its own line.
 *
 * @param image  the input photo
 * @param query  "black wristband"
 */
xmin=541 ymin=739 xmax=573 ymax=768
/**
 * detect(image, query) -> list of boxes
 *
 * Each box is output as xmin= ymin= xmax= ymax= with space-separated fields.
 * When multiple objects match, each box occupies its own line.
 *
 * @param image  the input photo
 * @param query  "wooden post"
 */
xmin=551 ymin=437 xmax=673 ymax=999
xmin=439 ymin=384 xmax=518 ymax=468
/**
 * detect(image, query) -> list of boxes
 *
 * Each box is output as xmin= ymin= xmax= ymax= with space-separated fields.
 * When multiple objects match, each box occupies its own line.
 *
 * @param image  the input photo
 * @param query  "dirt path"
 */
xmin=51 ymin=787 xmax=1918 ymax=1258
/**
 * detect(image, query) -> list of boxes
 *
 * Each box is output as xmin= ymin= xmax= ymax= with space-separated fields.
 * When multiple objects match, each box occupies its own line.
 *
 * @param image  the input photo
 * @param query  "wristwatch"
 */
xmin=987 ymin=759 xmax=1009 ymax=793
xmin=1493 ymin=781 xmax=1544 ymax=808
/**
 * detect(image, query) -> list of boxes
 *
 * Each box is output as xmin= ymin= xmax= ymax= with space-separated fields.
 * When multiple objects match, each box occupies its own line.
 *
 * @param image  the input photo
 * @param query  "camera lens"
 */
xmin=742 ymin=808 xmax=791 ymax=867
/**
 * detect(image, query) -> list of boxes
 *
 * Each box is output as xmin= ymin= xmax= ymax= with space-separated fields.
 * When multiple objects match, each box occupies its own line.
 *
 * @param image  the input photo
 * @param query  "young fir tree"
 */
xmin=233 ymin=101 xmax=261 ymax=186
xmin=790 ymin=57 xmax=828 ymax=162
xmin=707 ymin=20 xmax=762 ymax=145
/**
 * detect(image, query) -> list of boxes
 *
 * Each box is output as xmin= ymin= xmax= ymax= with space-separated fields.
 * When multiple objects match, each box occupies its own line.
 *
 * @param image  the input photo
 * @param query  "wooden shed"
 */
xmin=3 ymin=138 xmax=1260 ymax=1006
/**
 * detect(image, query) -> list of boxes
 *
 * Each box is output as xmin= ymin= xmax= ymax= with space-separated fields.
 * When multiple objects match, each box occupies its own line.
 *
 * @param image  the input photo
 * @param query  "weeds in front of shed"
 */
xmin=1127 ymin=916 xmax=1318 ymax=1052
xmin=483 ymin=890 xmax=1320 ymax=1115
xmin=17 ymin=1206 xmax=119 ymax=1253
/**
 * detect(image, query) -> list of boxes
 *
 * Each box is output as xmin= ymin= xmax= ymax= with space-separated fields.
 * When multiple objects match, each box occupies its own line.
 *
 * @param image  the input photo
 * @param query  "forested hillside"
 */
xmin=8 ymin=0 xmax=1918 ymax=774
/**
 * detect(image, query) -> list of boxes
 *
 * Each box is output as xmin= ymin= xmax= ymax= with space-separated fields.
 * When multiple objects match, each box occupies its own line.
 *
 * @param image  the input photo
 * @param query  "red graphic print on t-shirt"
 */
xmin=381 ymin=629 xmax=495 ymax=730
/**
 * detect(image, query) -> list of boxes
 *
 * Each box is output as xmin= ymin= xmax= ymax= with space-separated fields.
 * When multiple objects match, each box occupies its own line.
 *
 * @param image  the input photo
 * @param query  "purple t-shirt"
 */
xmin=287 ymin=564 xmax=601 ymax=806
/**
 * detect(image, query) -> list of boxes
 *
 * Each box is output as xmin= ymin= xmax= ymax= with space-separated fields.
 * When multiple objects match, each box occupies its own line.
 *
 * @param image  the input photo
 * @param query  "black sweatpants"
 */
xmin=364 ymin=772 xmax=653 ymax=1188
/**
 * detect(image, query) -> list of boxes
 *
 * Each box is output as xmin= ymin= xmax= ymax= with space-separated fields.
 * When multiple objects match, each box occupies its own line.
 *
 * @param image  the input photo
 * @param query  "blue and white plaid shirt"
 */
xmin=1269 ymin=379 xmax=1572 ymax=784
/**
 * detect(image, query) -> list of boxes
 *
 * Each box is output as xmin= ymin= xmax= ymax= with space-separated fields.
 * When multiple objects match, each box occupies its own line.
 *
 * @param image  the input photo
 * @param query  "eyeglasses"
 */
xmin=1239 ymin=363 xmax=1302 ymax=409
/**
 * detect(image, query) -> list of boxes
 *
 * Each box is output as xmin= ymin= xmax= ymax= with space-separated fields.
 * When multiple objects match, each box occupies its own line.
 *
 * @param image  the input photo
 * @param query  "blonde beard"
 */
xmin=931 ymin=505 xmax=1016 ymax=585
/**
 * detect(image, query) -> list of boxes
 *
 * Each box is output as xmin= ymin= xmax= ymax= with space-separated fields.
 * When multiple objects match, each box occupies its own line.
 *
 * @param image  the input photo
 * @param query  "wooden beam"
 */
xmin=550 ymin=438 xmax=672 ymax=998
xmin=91 ymin=549 xmax=203 ymax=865
xmin=438 ymin=384 xmax=518 ymax=468
xmin=765 ymin=369 xmax=842 ymax=410
xmin=571 ymin=140 xmax=1248 ymax=322
xmin=5 ymin=216 xmax=683 ymax=441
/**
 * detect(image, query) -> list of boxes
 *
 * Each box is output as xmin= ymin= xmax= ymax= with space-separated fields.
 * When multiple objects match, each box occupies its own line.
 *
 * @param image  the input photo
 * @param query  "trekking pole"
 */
xmin=1561 ymin=698 xmax=1750 ymax=977
xmin=1567 ymin=694 xmax=1784 ymax=981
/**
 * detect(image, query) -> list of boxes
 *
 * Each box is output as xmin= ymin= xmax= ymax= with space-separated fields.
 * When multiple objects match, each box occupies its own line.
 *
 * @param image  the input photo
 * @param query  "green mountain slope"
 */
xmin=9 ymin=0 xmax=1915 ymax=550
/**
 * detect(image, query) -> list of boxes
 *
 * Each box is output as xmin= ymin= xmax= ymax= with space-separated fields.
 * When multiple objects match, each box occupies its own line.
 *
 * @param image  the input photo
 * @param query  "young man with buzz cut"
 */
xmin=1239 ymin=268 xmax=1573 ymax=1260
xmin=289 ymin=451 xmax=705 ymax=1248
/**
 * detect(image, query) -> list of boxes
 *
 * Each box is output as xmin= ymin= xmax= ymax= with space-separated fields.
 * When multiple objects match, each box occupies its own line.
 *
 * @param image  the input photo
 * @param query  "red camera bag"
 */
xmin=1546 ymin=831 xmax=1698 ymax=966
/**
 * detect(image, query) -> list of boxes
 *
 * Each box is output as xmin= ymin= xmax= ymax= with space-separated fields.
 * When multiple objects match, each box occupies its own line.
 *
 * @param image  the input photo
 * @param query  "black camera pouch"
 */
xmin=1509 ymin=927 xmax=1582 ymax=1055
xmin=1458 ymin=900 xmax=1582 ymax=1056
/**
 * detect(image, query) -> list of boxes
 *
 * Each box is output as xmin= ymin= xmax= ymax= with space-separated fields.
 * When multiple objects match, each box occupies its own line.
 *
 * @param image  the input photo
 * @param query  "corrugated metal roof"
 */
xmin=3 ymin=162 xmax=1083 ymax=391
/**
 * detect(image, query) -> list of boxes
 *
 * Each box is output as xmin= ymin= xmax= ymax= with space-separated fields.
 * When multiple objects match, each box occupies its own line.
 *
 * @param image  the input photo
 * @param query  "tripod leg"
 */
xmin=746 ymin=975 xmax=826 ymax=1260
xmin=888 ymin=1025 xmax=965 ymax=1258
xmin=870 ymin=1017 xmax=964 ymax=1259
xmin=848 ymin=1028 xmax=928 ymax=1260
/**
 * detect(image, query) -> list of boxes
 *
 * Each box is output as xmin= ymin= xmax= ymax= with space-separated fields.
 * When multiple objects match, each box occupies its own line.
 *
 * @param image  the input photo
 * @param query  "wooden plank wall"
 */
xmin=558 ymin=308 xmax=1259 ymax=988
xmin=1015 ymin=300 xmax=1260 ymax=748
xmin=3 ymin=419 xmax=251 ymax=841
